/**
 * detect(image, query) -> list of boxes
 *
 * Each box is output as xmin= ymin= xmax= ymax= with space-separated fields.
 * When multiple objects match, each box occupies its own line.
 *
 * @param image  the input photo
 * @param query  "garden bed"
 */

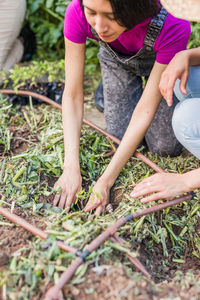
xmin=0 ymin=94 xmax=200 ymax=300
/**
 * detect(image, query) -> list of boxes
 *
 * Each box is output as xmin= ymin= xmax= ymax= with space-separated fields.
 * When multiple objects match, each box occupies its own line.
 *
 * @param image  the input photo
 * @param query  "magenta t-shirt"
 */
xmin=64 ymin=0 xmax=191 ymax=64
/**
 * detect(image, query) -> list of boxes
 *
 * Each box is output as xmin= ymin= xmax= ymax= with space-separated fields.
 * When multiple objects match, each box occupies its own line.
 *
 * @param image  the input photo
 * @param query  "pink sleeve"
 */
xmin=63 ymin=0 xmax=88 ymax=44
xmin=154 ymin=14 xmax=191 ymax=64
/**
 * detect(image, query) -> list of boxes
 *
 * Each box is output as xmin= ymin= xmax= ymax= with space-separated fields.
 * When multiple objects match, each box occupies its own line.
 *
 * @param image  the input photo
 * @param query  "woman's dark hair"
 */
xmin=80 ymin=0 xmax=161 ymax=30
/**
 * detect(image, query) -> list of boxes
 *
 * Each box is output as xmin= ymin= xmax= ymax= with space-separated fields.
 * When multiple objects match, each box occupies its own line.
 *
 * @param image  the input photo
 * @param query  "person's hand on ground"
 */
xmin=53 ymin=168 xmax=82 ymax=212
xmin=84 ymin=179 xmax=110 ymax=215
xmin=130 ymin=173 xmax=190 ymax=203
xmin=159 ymin=50 xmax=190 ymax=106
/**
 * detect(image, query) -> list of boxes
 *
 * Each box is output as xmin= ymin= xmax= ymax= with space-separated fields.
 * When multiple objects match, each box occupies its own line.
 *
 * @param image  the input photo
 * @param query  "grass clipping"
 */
xmin=0 ymin=95 xmax=200 ymax=299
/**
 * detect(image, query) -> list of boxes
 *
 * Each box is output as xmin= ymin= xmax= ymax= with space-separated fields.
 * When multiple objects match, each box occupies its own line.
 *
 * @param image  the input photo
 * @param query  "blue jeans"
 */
xmin=172 ymin=66 xmax=200 ymax=159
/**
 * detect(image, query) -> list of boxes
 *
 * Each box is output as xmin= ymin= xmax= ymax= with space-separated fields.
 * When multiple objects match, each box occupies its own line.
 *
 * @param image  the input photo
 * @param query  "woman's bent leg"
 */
xmin=172 ymin=66 xmax=200 ymax=159
xmin=145 ymin=94 xmax=182 ymax=157
xmin=0 ymin=0 xmax=26 ymax=70
xmin=98 ymin=49 xmax=143 ymax=140
xmin=98 ymin=47 xmax=182 ymax=155
xmin=172 ymin=98 xmax=200 ymax=159
xmin=174 ymin=66 xmax=200 ymax=101
xmin=3 ymin=39 xmax=24 ymax=72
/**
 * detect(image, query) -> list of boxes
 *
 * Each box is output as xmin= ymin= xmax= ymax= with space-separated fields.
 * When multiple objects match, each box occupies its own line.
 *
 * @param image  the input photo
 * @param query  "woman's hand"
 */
xmin=84 ymin=179 xmax=110 ymax=215
xmin=159 ymin=50 xmax=190 ymax=107
xmin=53 ymin=168 xmax=82 ymax=212
xmin=130 ymin=173 xmax=190 ymax=203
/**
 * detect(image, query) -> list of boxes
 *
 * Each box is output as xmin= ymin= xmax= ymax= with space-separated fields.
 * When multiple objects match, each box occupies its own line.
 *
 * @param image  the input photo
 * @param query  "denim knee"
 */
xmin=172 ymin=102 xmax=186 ymax=142
xmin=174 ymin=66 xmax=200 ymax=102
xmin=172 ymin=98 xmax=200 ymax=159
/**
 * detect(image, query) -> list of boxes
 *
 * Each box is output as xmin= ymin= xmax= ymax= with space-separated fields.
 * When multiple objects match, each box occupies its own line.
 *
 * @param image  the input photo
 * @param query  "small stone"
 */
xmin=71 ymin=286 xmax=80 ymax=296
xmin=141 ymin=281 xmax=147 ymax=288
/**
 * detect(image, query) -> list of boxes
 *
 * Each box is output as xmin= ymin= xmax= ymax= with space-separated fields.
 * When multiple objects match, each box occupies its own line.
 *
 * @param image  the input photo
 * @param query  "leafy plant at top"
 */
xmin=26 ymin=0 xmax=100 ymax=66
xmin=26 ymin=0 xmax=69 ymax=59
xmin=25 ymin=0 xmax=100 ymax=72
xmin=188 ymin=22 xmax=200 ymax=49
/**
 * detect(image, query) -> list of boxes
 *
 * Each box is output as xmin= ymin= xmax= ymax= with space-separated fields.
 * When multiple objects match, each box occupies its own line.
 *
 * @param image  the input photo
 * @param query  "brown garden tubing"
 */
xmin=0 ymin=193 xmax=191 ymax=300
xmin=44 ymin=194 xmax=192 ymax=300
xmin=0 ymin=90 xmax=194 ymax=300
xmin=0 ymin=89 xmax=164 ymax=173
xmin=0 ymin=206 xmax=77 ymax=254
xmin=111 ymin=234 xmax=151 ymax=278
xmin=0 ymin=206 xmax=148 ymax=276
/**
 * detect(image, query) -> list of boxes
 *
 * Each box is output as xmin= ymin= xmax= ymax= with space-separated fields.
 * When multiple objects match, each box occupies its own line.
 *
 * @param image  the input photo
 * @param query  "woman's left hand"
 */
xmin=130 ymin=173 xmax=190 ymax=203
xmin=84 ymin=180 xmax=110 ymax=215
xmin=159 ymin=50 xmax=190 ymax=107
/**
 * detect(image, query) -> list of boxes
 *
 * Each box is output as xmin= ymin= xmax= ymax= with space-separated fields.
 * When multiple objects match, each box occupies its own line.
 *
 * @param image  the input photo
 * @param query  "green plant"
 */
xmin=188 ymin=22 xmax=200 ymax=49
xmin=26 ymin=0 xmax=69 ymax=59
xmin=1 ymin=60 xmax=65 ymax=89
xmin=26 ymin=0 xmax=100 ymax=71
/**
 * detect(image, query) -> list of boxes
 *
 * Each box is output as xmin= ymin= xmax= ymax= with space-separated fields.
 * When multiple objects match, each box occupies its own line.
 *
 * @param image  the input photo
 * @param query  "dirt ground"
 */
xmin=65 ymin=266 xmax=200 ymax=300
xmin=0 ymin=92 xmax=200 ymax=299
xmin=0 ymin=184 xmax=199 ymax=300
xmin=0 ymin=196 xmax=199 ymax=300
xmin=66 ymin=216 xmax=200 ymax=300
xmin=0 ymin=207 xmax=46 ymax=267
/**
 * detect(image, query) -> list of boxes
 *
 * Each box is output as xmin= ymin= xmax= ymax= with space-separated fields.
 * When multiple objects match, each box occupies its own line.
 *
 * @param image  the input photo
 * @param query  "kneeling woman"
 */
xmin=54 ymin=0 xmax=190 ymax=213
xmin=131 ymin=0 xmax=200 ymax=204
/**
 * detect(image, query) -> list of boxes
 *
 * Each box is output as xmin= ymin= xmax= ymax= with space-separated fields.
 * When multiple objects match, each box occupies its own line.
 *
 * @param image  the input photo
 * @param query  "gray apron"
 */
xmin=91 ymin=7 xmax=182 ymax=156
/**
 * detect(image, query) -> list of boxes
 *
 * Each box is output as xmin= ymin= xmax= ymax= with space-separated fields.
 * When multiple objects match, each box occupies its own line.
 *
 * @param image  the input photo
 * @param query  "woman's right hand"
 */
xmin=53 ymin=167 xmax=82 ymax=212
xmin=159 ymin=50 xmax=190 ymax=106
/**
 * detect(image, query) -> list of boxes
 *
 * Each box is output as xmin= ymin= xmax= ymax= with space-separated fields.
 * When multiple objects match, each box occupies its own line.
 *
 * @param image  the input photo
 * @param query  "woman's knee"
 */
xmin=147 ymin=140 xmax=182 ymax=157
xmin=0 ymin=0 xmax=26 ymax=69
xmin=174 ymin=66 xmax=200 ymax=101
xmin=172 ymin=98 xmax=200 ymax=144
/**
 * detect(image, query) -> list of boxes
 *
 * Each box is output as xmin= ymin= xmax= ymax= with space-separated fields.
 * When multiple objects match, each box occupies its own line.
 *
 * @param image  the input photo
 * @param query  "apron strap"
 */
xmin=143 ymin=7 xmax=168 ymax=51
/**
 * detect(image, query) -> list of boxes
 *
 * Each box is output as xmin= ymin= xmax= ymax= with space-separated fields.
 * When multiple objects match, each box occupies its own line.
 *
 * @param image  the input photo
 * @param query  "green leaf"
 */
xmin=46 ymin=0 xmax=54 ymax=8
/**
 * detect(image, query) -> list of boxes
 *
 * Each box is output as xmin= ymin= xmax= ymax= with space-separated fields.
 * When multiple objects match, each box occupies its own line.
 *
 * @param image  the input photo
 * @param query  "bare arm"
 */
xmin=84 ymin=62 xmax=167 ymax=214
xmin=187 ymin=47 xmax=200 ymax=65
xmin=159 ymin=47 xmax=200 ymax=106
xmin=54 ymin=38 xmax=86 ymax=210
xmin=130 ymin=47 xmax=200 ymax=204
xmin=130 ymin=167 xmax=200 ymax=204
xmin=62 ymin=38 xmax=85 ymax=169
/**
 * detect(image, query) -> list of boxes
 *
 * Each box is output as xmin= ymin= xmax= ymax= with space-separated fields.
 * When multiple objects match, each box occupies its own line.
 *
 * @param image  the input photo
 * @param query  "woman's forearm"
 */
xmin=61 ymin=39 xmax=85 ymax=171
xmin=188 ymin=47 xmax=200 ymax=65
xmin=62 ymin=92 xmax=84 ymax=170
xmin=183 ymin=167 xmax=200 ymax=191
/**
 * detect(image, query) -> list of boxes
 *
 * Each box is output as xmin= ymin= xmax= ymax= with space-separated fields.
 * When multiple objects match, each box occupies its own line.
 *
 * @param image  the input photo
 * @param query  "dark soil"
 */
xmin=0 ymin=207 xmax=46 ymax=267
xmin=1 ymin=86 xmax=200 ymax=299
xmin=9 ymin=126 xmax=39 ymax=155
xmin=65 ymin=265 xmax=200 ymax=300
xmin=0 ymin=120 xmax=40 ymax=157
xmin=110 ymin=188 xmax=200 ymax=281
xmin=138 ymin=237 xmax=200 ymax=281
xmin=7 ymin=82 xmax=64 ymax=106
